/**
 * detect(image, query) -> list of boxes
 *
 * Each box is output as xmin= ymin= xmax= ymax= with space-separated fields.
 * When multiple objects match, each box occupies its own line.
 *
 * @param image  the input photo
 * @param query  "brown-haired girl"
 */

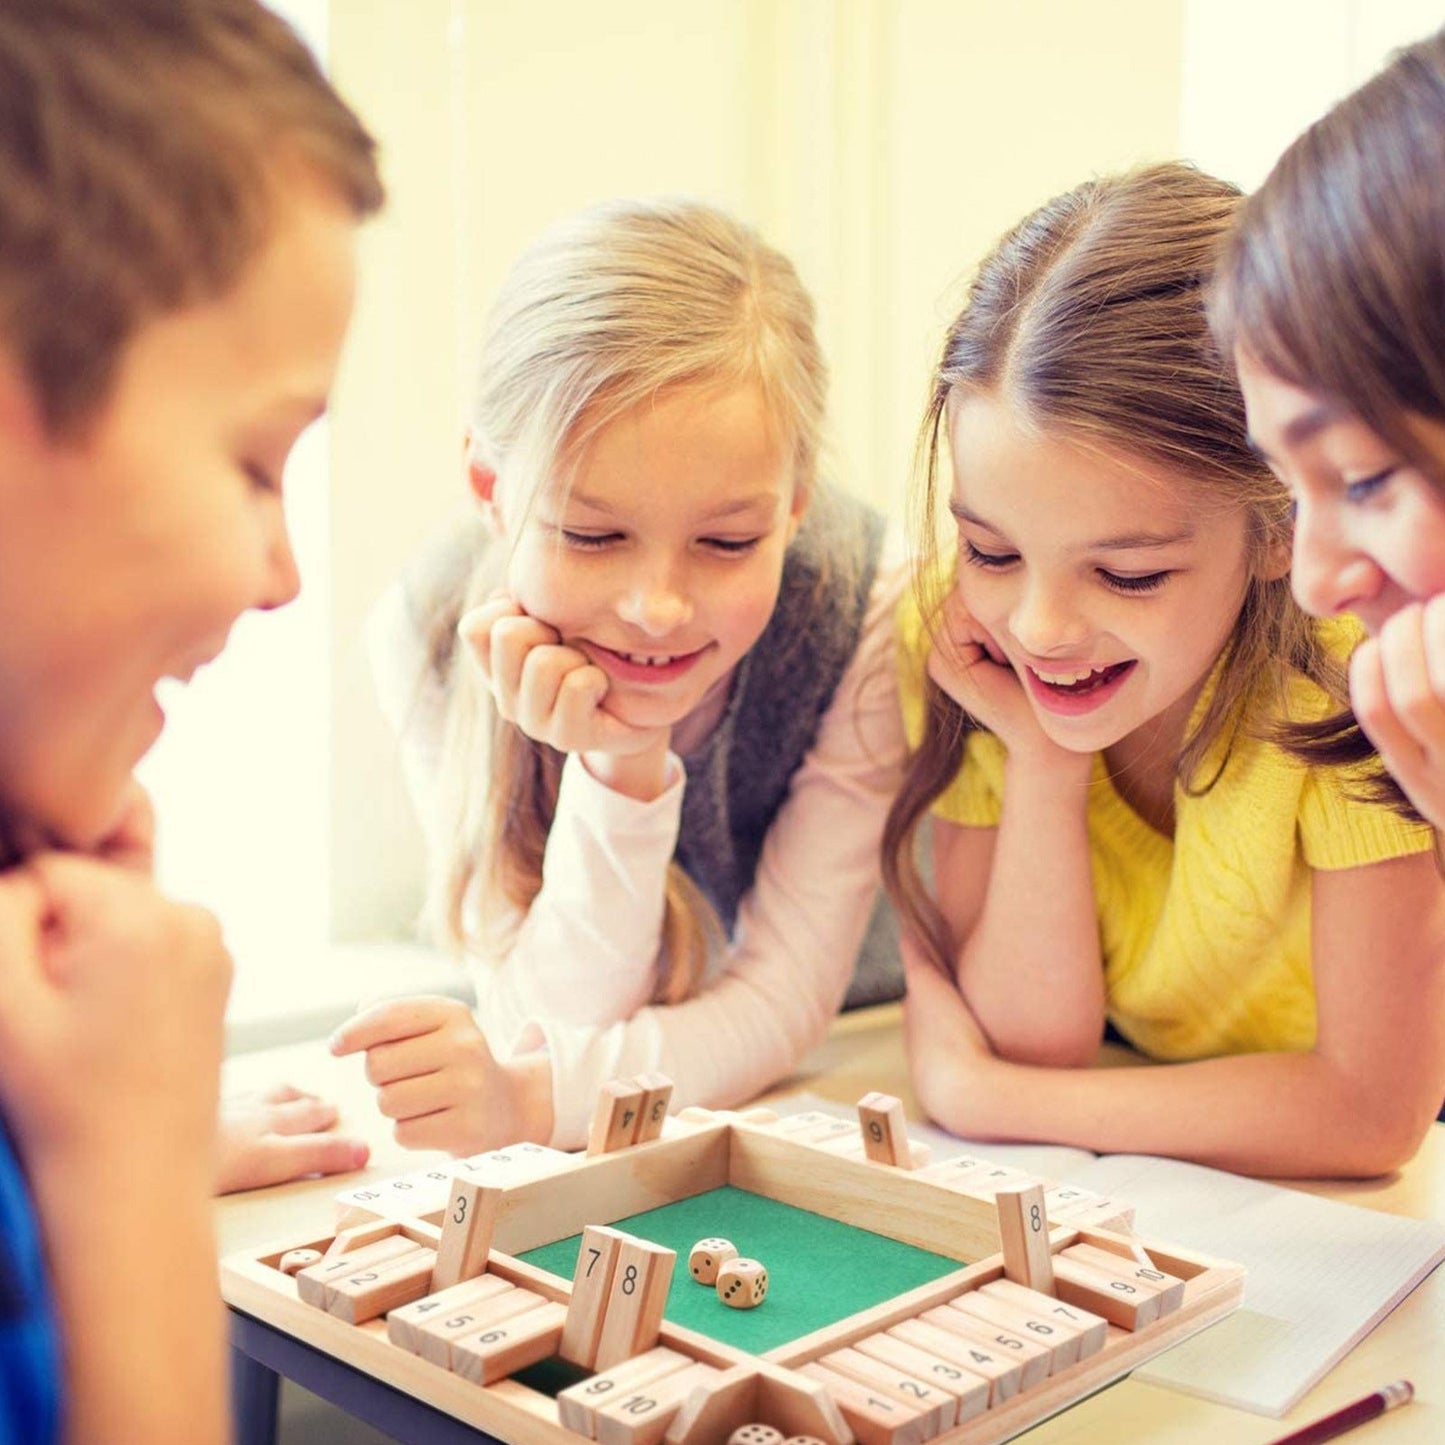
xmin=1214 ymin=27 xmax=1445 ymax=832
xmin=333 ymin=198 xmax=905 ymax=1151
xmin=887 ymin=163 xmax=1445 ymax=1179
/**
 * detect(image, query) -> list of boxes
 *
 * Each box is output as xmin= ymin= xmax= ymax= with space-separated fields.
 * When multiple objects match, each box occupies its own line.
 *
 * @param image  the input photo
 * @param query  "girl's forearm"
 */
xmin=926 ymin=1047 xmax=1431 ymax=1178
xmin=957 ymin=762 xmax=1102 ymax=1064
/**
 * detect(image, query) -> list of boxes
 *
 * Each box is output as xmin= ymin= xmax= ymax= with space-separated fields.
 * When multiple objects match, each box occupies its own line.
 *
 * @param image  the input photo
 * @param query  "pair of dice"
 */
xmin=688 ymin=1237 xmax=768 ymax=1309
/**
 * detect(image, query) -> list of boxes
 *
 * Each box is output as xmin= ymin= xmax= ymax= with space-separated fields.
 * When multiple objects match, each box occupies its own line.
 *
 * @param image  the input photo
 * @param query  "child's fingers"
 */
xmin=329 ymin=995 xmax=455 ymax=1056
xmin=1350 ymin=637 xmax=1431 ymax=791
xmin=258 ymin=1093 xmax=340 ymax=1136
xmin=457 ymin=596 xmax=525 ymax=684
xmin=261 ymin=1132 xmax=369 ymax=1182
xmin=551 ymin=662 xmax=612 ymax=740
xmin=376 ymin=1072 xmax=451 ymax=1123
xmin=1375 ymin=604 xmax=1445 ymax=745
xmin=513 ymin=644 xmax=597 ymax=738
xmin=486 ymin=615 xmax=564 ymax=717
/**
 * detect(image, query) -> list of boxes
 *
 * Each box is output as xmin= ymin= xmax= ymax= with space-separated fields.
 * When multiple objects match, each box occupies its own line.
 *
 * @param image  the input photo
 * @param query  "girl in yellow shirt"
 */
xmin=886 ymin=162 xmax=1445 ymax=1178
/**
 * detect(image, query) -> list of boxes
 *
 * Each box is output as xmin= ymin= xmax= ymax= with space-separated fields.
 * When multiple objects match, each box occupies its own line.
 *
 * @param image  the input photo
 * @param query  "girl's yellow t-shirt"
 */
xmin=898 ymin=599 xmax=1434 ymax=1059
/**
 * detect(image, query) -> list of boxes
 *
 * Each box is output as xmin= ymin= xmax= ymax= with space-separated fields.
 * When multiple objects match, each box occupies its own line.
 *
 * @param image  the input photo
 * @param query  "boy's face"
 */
xmin=0 ymin=177 xmax=358 ymax=852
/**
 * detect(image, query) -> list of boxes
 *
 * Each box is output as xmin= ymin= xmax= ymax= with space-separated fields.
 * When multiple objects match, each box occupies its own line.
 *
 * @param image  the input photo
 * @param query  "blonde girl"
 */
xmin=335 ymin=198 xmax=904 ymax=1150
xmin=886 ymin=163 xmax=1445 ymax=1179
xmin=1213 ymin=28 xmax=1445 ymax=831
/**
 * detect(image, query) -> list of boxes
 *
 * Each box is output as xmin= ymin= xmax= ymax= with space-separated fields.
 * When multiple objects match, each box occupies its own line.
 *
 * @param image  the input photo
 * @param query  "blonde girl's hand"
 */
xmin=1350 ymin=595 xmax=1445 ymax=830
xmin=330 ymin=995 xmax=548 ymax=1154
xmin=0 ymin=854 xmax=230 ymax=1177
xmin=459 ymin=596 xmax=670 ymax=761
xmin=926 ymin=592 xmax=1076 ymax=773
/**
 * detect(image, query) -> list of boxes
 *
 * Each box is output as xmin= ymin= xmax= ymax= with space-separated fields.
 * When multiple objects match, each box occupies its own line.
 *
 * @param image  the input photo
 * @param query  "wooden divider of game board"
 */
xmin=222 ymin=1083 xmax=1243 ymax=1445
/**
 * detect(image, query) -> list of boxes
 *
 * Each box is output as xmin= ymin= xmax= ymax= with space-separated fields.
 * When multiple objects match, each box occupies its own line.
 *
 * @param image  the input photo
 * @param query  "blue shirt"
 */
xmin=0 ymin=1113 xmax=61 ymax=1445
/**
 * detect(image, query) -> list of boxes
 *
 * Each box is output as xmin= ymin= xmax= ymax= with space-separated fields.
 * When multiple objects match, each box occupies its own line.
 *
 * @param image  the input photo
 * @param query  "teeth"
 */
xmin=623 ymin=653 xmax=674 ymax=667
xmin=1034 ymin=666 xmax=1105 ymax=686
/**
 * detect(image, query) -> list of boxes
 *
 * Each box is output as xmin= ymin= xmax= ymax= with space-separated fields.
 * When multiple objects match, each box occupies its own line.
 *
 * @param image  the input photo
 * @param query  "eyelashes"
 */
xmin=962 ymin=542 xmax=1171 ymax=595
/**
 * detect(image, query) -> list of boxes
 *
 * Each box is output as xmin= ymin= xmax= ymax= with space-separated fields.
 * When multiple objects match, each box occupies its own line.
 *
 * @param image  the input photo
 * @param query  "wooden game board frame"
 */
xmin=221 ymin=1107 xmax=1244 ymax=1445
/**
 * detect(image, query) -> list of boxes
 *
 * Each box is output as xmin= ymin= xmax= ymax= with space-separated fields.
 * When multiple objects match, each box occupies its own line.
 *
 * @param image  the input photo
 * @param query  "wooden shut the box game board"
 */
xmin=221 ymin=1081 xmax=1244 ymax=1445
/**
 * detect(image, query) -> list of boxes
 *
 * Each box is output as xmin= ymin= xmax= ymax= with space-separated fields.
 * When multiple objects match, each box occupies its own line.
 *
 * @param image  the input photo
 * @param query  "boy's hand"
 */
xmin=1351 ymin=596 xmax=1445 ymax=830
xmin=330 ymin=995 xmax=548 ymax=1154
xmin=215 ymin=1082 xmax=369 ymax=1194
xmin=0 ymin=854 xmax=231 ymax=1175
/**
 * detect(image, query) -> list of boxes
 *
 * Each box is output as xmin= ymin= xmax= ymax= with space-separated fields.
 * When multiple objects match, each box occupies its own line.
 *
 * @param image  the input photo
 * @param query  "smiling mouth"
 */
xmin=1029 ymin=661 xmax=1134 ymax=694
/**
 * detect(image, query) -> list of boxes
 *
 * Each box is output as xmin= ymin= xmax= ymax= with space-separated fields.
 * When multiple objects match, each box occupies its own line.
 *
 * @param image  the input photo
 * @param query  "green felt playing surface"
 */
xmin=517 ymin=1184 xmax=964 ymax=1353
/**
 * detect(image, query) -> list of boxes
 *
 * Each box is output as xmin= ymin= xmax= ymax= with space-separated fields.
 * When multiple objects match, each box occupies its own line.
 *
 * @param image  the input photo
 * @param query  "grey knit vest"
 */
xmin=676 ymin=492 xmax=884 ymax=934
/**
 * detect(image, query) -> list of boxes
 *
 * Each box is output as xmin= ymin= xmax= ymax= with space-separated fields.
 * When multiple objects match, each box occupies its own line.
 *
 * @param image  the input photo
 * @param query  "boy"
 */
xmin=0 ymin=2 xmax=382 ymax=1440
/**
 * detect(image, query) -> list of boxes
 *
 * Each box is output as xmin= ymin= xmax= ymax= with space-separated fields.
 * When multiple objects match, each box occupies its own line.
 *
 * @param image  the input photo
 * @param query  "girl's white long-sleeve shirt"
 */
xmin=369 ymin=562 xmax=907 ymax=1149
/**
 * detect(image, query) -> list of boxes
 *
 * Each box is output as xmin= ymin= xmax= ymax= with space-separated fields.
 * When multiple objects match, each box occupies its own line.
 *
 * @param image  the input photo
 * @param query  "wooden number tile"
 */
xmin=1061 ymin=1244 xmax=1184 ymax=1317
xmin=557 ymin=1345 xmax=696 ymax=1437
xmin=852 ymin=1334 xmax=989 ymax=1426
xmin=387 ymin=1272 xmax=515 ymax=1355
xmin=1051 ymin=1254 xmax=1163 ymax=1331
xmin=594 ymin=1361 xmax=721 ymax=1445
xmin=453 ymin=1297 xmax=568 ymax=1385
xmin=812 ymin=1132 xmax=867 ymax=1160
xmin=589 ymin=1079 xmax=650 ymax=1156
xmin=783 ymin=1116 xmax=861 ymax=1147
xmin=893 ymin=1314 xmax=1024 ymax=1406
xmin=431 ymin=1179 xmax=503 ymax=1291
xmin=772 ymin=1111 xmax=842 ymax=1137
xmin=416 ymin=1281 xmax=544 ymax=1368
xmin=594 ymin=1236 xmax=677 ymax=1370
xmin=993 ymin=1183 xmax=1055 ymax=1294
xmin=856 ymin=1093 xmax=911 ymax=1168
xmin=798 ymin=1361 xmax=933 ymax=1445
xmin=951 ymin=1287 xmax=1079 ymax=1370
xmin=1043 ymin=1186 xmax=1134 ymax=1233
xmin=296 ymin=1233 xmax=418 ymax=1308
xmin=819 ymin=1347 xmax=956 ymax=1435
xmin=632 ymin=1073 xmax=675 ymax=1144
xmin=977 ymin=1279 xmax=1107 ymax=1360
xmin=458 ymin=1142 xmax=575 ymax=1186
xmin=323 ymin=1245 xmax=435 ymax=1325
xmin=935 ymin=1301 xmax=1051 ymax=1390
xmin=915 ymin=1158 xmax=1032 ymax=1197
xmin=561 ymin=1225 xmax=627 ymax=1367
xmin=323 ymin=1220 xmax=404 ymax=1260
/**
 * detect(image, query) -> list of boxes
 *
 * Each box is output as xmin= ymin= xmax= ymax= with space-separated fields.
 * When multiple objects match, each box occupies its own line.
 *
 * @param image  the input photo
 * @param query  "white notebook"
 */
xmin=782 ymin=1094 xmax=1445 ymax=1416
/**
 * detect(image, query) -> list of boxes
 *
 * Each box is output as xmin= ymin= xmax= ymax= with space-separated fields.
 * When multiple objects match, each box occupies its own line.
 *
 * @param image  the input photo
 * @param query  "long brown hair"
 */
xmin=883 ymin=163 xmax=1343 ymax=976
xmin=425 ymin=198 xmax=832 ymax=1000
xmin=1209 ymin=29 xmax=1445 ymax=812
xmin=1211 ymin=26 xmax=1445 ymax=491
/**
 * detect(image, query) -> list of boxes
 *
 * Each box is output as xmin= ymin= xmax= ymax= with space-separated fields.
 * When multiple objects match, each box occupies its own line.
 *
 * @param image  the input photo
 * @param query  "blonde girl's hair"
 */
xmin=424 ymin=197 xmax=829 ymax=999
xmin=882 ymin=162 xmax=1357 ymax=977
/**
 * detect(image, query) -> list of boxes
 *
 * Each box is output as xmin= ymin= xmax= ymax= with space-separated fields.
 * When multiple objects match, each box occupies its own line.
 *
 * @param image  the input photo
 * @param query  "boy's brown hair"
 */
xmin=0 ymin=0 xmax=383 ymax=437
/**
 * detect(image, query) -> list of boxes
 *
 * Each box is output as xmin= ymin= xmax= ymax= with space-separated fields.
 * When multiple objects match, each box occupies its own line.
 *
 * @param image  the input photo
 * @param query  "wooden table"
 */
xmin=219 ymin=1004 xmax=1445 ymax=1443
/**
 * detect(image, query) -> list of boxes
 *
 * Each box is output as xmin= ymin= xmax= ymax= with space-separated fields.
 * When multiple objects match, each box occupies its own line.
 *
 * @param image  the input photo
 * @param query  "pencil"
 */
xmin=1269 ymin=1380 xmax=1414 ymax=1445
